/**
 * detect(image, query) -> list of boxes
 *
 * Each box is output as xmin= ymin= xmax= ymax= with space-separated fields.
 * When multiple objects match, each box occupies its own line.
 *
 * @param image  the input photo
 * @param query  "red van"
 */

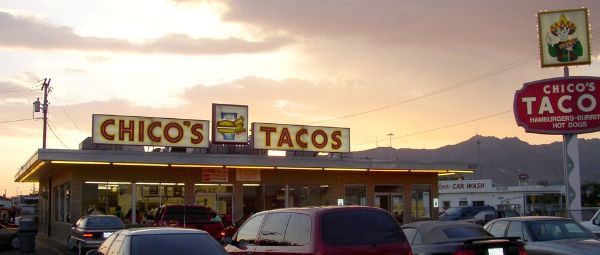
xmin=224 ymin=206 xmax=413 ymax=255
xmin=152 ymin=205 xmax=225 ymax=241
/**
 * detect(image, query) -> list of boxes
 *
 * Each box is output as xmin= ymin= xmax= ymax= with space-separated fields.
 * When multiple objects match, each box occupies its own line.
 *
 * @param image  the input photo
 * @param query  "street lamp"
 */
xmin=387 ymin=133 xmax=394 ymax=161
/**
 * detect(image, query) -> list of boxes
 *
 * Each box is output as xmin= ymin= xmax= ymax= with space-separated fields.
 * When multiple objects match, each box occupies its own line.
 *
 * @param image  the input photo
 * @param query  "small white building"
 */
xmin=439 ymin=179 xmax=564 ymax=216
xmin=0 ymin=197 xmax=11 ymax=209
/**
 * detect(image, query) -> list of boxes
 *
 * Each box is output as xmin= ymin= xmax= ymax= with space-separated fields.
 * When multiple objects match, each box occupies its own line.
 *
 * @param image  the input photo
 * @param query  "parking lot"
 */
xmin=0 ymin=234 xmax=73 ymax=255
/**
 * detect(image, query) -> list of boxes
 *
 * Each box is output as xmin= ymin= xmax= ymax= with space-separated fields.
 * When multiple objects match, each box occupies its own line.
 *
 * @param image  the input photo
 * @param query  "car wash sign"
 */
xmin=93 ymin=114 xmax=210 ymax=148
xmin=253 ymin=123 xmax=350 ymax=153
xmin=514 ymin=76 xmax=600 ymax=134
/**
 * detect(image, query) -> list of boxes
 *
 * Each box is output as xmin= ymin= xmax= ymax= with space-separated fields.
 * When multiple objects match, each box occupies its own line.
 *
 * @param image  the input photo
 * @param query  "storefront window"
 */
xmin=411 ymin=184 xmax=431 ymax=219
xmin=53 ymin=183 xmax=70 ymax=223
xmin=136 ymin=183 xmax=185 ymax=224
xmin=195 ymin=184 xmax=233 ymax=225
xmin=82 ymin=182 xmax=132 ymax=223
xmin=525 ymin=193 xmax=562 ymax=216
xmin=243 ymin=184 xmax=263 ymax=214
xmin=344 ymin=185 xmax=367 ymax=205
xmin=472 ymin=201 xmax=485 ymax=206
xmin=265 ymin=184 xmax=286 ymax=210
xmin=241 ymin=184 xmax=330 ymax=213
xmin=288 ymin=184 xmax=330 ymax=207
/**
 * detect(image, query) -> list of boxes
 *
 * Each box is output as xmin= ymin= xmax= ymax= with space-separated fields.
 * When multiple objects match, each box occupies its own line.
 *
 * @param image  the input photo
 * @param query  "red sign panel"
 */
xmin=514 ymin=76 xmax=600 ymax=134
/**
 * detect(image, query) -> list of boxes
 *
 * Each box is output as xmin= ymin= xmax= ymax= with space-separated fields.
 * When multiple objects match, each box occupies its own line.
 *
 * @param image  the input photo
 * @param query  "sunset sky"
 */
xmin=1 ymin=0 xmax=600 ymax=196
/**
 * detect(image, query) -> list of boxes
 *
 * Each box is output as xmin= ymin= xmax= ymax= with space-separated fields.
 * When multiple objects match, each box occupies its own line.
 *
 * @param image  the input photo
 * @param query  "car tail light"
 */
xmin=220 ymin=231 xmax=226 ymax=237
xmin=453 ymin=248 xmax=475 ymax=255
xmin=167 ymin=220 xmax=179 ymax=227
xmin=518 ymin=246 xmax=528 ymax=255
xmin=83 ymin=233 xmax=94 ymax=238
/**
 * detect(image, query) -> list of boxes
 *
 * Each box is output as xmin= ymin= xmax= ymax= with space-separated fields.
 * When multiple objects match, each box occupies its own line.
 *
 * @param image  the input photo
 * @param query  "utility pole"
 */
xmin=41 ymin=78 xmax=51 ymax=149
xmin=387 ymin=132 xmax=394 ymax=161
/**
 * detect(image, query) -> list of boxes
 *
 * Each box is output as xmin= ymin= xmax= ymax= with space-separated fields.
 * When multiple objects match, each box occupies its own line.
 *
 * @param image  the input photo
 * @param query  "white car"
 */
xmin=580 ymin=209 xmax=600 ymax=237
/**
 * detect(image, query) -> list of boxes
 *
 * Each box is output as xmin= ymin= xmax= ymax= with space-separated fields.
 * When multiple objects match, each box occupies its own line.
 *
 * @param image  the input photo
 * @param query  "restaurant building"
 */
xmin=15 ymin=104 xmax=476 ymax=240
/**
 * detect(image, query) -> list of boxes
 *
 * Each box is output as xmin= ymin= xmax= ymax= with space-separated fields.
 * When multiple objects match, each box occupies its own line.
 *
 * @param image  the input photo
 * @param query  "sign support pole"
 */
xmin=562 ymin=66 xmax=582 ymax=220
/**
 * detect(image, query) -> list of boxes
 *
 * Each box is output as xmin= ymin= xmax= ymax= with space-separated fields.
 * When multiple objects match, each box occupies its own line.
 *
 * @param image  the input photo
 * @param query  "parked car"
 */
xmin=0 ymin=218 xmax=18 ymax=228
xmin=223 ymin=211 xmax=253 ymax=238
xmin=224 ymin=206 xmax=412 ymax=255
xmin=484 ymin=216 xmax=600 ymax=255
xmin=67 ymin=215 xmax=126 ymax=255
xmin=85 ymin=227 xmax=228 ymax=255
xmin=152 ymin=205 xmax=225 ymax=241
xmin=580 ymin=208 xmax=600 ymax=237
xmin=0 ymin=224 xmax=19 ymax=249
xmin=463 ymin=209 xmax=520 ymax=226
xmin=401 ymin=220 xmax=527 ymax=255
xmin=439 ymin=205 xmax=495 ymax=221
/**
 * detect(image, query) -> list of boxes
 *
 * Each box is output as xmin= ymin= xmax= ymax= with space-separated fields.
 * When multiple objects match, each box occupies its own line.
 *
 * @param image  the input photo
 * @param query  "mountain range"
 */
xmin=351 ymin=135 xmax=600 ymax=186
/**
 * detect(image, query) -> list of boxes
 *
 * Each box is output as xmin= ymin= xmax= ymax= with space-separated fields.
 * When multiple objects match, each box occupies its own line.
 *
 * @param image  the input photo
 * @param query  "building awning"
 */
xmin=16 ymin=149 xmax=477 ymax=182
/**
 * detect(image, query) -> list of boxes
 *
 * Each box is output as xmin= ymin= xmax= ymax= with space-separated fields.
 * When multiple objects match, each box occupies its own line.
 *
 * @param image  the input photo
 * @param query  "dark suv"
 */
xmin=439 ymin=205 xmax=495 ymax=221
xmin=224 ymin=206 xmax=412 ymax=255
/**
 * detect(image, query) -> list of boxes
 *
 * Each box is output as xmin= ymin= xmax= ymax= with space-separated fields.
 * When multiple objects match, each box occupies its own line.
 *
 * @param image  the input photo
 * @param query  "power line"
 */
xmin=0 ymin=89 xmax=37 ymax=94
xmin=313 ymin=27 xmax=600 ymax=125
xmin=47 ymin=120 xmax=69 ymax=149
xmin=51 ymin=94 xmax=81 ymax=131
xmin=311 ymin=54 xmax=536 ymax=124
xmin=0 ymin=118 xmax=41 ymax=124
xmin=352 ymin=110 xmax=512 ymax=148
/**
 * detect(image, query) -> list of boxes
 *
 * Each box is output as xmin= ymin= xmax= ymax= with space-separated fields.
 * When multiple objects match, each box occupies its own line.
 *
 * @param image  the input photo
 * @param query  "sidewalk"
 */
xmin=0 ymin=234 xmax=73 ymax=255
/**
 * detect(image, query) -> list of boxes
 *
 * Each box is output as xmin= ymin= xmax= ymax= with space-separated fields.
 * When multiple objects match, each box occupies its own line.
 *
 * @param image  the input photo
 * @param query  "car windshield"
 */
xmin=442 ymin=226 xmax=491 ymax=239
xmin=321 ymin=210 xmax=405 ymax=246
xmin=526 ymin=220 xmax=596 ymax=241
xmin=131 ymin=233 xmax=227 ymax=255
xmin=85 ymin=217 xmax=124 ymax=229
xmin=440 ymin=208 xmax=462 ymax=216
xmin=164 ymin=207 xmax=210 ymax=221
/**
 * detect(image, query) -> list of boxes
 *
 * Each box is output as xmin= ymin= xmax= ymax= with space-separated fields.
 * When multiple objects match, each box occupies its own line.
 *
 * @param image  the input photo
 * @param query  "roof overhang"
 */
xmin=15 ymin=149 xmax=477 ymax=182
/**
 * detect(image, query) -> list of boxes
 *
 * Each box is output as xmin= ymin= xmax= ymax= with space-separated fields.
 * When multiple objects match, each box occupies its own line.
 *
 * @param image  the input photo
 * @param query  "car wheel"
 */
xmin=9 ymin=235 xmax=20 ymax=249
xmin=67 ymin=237 xmax=76 ymax=251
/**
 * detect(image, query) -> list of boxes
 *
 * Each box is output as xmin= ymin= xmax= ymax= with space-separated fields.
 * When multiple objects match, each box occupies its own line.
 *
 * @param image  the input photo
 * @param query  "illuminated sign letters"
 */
xmin=514 ymin=77 xmax=600 ymax=134
xmin=252 ymin=123 xmax=350 ymax=153
xmin=92 ymin=114 xmax=209 ymax=148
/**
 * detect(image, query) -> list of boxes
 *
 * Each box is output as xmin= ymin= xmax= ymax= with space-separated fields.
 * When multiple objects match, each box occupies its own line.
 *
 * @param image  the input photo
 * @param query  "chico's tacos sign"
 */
xmin=514 ymin=76 xmax=600 ymax=134
xmin=92 ymin=114 xmax=209 ymax=148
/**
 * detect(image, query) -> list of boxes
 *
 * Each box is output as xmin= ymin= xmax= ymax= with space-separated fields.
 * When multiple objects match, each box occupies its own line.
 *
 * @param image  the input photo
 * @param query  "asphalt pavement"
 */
xmin=0 ymin=234 xmax=74 ymax=255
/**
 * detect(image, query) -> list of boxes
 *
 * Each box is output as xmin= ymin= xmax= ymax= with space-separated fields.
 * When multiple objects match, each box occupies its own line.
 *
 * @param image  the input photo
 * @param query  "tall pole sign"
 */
xmin=514 ymin=8 xmax=592 ymax=220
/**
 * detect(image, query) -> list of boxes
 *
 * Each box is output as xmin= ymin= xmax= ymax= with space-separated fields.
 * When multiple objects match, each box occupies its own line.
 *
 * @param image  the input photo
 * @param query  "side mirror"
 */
xmin=238 ymin=239 xmax=250 ymax=250
xmin=593 ymin=218 xmax=600 ymax=226
xmin=222 ymin=236 xmax=233 ymax=245
xmin=86 ymin=250 xmax=99 ymax=255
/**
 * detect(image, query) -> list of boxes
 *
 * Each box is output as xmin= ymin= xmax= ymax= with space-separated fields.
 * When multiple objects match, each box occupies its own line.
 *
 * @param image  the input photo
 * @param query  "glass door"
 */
xmin=374 ymin=185 xmax=404 ymax=223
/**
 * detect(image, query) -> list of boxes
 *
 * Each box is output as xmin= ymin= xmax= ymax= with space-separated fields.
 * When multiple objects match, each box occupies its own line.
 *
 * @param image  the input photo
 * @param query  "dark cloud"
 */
xmin=0 ymin=11 xmax=293 ymax=55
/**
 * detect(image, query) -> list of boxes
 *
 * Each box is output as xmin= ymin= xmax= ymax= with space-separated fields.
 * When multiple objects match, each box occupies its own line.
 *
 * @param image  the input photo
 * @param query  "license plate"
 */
xmin=103 ymin=232 xmax=113 ymax=238
xmin=488 ymin=248 xmax=504 ymax=255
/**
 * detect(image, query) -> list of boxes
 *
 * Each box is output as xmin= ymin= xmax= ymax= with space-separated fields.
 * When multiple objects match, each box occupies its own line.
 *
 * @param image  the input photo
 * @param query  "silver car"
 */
xmin=68 ymin=215 xmax=125 ymax=255
xmin=484 ymin=216 xmax=600 ymax=255
xmin=86 ymin=227 xmax=228 ymax=255
xmin=0 ymin=223 xmax=19 ymax=249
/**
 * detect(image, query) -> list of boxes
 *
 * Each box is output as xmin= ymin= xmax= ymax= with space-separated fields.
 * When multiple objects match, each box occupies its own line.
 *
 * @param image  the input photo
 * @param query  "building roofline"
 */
xmin=15 ymin=149 xmax=477 ymax=182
